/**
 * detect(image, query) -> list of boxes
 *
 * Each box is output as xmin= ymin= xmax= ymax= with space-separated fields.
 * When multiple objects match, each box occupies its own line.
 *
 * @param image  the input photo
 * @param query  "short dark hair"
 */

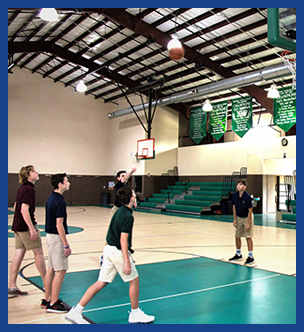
xmin=116 ymin=186 xmax=132 ymax=205
xmin=237 ymin=179 xmax=247 ymax=186
xmin=116 ymin=170 xmax=126 ymax=178
xmin=51 ymin=173 xmax=67 ymax=190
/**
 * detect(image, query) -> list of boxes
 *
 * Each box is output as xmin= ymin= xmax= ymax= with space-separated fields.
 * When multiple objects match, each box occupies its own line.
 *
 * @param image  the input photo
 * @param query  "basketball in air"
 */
xmin=169 ymin=47 xmax=185 ymax=61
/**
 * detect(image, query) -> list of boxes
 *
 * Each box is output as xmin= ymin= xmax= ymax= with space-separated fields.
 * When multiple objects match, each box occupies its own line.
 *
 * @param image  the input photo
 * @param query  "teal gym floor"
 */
xmin=9 ymin=206 xmax=296 ymax=324
xmin=28 ymin=256 xmax=296 ymax=324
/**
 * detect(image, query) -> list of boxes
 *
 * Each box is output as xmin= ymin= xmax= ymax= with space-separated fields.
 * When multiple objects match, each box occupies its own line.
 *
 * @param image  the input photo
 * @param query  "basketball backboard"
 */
xmin=268 ymin=8 xmax=296 ymax=52
xmin=136 ymin=138 xmax=155 ymax=159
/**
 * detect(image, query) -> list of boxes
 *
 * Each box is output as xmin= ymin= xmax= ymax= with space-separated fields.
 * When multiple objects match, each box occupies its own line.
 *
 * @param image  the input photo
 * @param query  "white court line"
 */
xmin=18 ymin=274 xmax=280 ymax=324
xmin=84 ymin=274 xmax=280 ymax=313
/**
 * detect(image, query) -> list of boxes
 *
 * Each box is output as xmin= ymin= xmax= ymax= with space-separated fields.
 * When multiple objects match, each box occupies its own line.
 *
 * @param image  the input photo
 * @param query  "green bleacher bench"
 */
xmin=285 ymin=199 xmax=296 ymax=206
xmin=175 ymin=182 xmax=224 ymax=187
xmin=165 ymin=204 xmax=205 ymax=213
xmin=292 ymin=206 xmax=296 ymax=214
xmin=175 ymin=200 xmax=212 ymax=207
xmin=184 ymin=195 xmax=221 ymax=202
xmin=147 ymin=198 xmax=166 ymax=203
xmin=281 ymin=213 xmax=296 ymax=222
xmin=200 ymin=186 xmax=223 ymax=191
xmin=139 ymin=202 xmax=159 ymax=208
xmin=153 ymin=193 xmax=175 ymax=199
xmin=191 ymin=191 xmax=222 ymax=196
xmin=161 ymin=189 xmax=183 ymax=195
xmin=168 ymin=185 xmax=188 ymax=190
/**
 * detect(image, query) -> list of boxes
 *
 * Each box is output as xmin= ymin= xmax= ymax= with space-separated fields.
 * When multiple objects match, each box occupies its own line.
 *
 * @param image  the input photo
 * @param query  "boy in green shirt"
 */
xmin=66 ymin=186 xmax=155 ymax=324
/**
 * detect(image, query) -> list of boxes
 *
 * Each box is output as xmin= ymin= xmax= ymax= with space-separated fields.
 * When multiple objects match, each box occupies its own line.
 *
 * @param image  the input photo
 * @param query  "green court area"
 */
xmin=28 ymin=257 xmax=296 ymax=324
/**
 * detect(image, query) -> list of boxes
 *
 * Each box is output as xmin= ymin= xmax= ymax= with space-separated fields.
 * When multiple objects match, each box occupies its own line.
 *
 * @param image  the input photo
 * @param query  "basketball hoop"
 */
xmin=281 ymin=50 xmax=296 ymax=89
xmin=136 ymin=138 xmax=155 ymax=160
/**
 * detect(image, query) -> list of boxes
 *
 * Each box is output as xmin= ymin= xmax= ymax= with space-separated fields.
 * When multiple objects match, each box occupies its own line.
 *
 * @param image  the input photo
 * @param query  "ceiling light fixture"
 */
xmin=39 ymin=8 xmax=58 ymax=22
xmin=267 ymin=84 xmax=280 ymax=99
xmin=167 ymin=33 xmax=182 ymax=50
xmin=203 ymin=99 xmax=213 ymax=112
xmin=76 ymin=80 xmax=87 ymax=93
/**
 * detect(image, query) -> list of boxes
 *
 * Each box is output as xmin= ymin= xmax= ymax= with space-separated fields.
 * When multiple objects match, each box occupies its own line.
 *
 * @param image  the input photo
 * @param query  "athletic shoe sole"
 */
xmin=46 ymin=308 xmax=69 ymax=313
xmin=129 ymin=321 xmax=154 ymax=324
xmin=65 ymin=316 xmax=90 ymax=324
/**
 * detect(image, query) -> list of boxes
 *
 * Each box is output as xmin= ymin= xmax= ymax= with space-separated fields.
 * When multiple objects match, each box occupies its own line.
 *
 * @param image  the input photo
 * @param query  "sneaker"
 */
xmin=46 ymin=299 xmax=70 ymax=313
xmin=128 ymin=309 xmax=155 ymax=324
xmin=229 ymin=254 xmax=243 ymax=261
xmin=41 ymin=299 xmax=50 ymax=309
xmin=65 ymin=306 xmax=90 ymax=324
xmin=244 ymin=256 xmax=255 ymax=265
xmin=8 ymin=287 xmax=28 ymax=298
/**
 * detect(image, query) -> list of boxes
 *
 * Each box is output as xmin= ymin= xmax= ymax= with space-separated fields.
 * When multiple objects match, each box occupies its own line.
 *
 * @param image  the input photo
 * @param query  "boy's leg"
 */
xmin=128 ymin=276 xmax=155 ymax=324
xmin=129 ymin=277 xmax=139 ymax=309
xmin=9 ymin=248 xmax=26 ymax=289
xmin=33 ymin=247 xmax=46 ymax=284
xmin=235 ymin=237 xmax=241 ymax=250
xmin=50 ymin=270 xmax=66 ymax=304
xmin=246 ymin=237 xmax=253 ymax=251
xmin=79 ymin=281 xmax=108 ymax=307
xmin=44 ymin=267 xmax=55 ymax=301
xmin=65 ymin=281 xmax=108 ymax=323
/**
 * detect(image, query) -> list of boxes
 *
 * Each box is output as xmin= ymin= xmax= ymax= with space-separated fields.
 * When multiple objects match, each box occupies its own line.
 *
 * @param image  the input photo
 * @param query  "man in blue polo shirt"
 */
xmin=229 ymin=179 xmax=254 ymax=265
xmin=43 ymin=173 xmax=71 ymax=313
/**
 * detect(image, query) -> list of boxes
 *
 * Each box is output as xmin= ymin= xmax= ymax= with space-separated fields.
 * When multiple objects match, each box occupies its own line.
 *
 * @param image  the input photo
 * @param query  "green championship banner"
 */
xmin=273 ymin=87 xmax=296 ymax=132
xmin=231 ymin=96 xmax=252 ymax=138
xmin=209 ymin=101 xmax=228 ymax=140
xmin=190 ymin=106 xmax=207 ymax=144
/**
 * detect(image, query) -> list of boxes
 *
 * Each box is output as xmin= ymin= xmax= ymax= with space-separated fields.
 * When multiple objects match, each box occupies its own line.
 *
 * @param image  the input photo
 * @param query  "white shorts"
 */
xmin=98 ymin=245 xmax=138 ymax=283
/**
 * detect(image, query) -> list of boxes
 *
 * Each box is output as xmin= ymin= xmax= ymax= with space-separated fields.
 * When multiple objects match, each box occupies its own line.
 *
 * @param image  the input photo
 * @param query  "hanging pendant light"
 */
xmin=76 ymin=80 xmax=87 ymax=93
xmin=39 ymin=8 xmax=58 ymax=22
xmin=267 ymin=84 xmax=280 ymax=99
xmin=203 ymin=99 xmax=213 ymax=112
xmin=167 ymin=34 xmax=182 ymax=50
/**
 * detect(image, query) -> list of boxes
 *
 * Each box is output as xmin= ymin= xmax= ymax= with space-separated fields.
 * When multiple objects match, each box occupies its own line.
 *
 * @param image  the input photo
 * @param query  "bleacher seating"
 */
xmin=281 ymin=199 xmax=296 ymax=224
xmin=138 ymin=182 xmax=223 ymax=215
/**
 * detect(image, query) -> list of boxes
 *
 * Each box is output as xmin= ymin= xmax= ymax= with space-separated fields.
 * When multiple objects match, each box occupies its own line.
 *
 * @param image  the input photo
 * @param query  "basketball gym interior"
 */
xmin=8 ymin=8 xmax=297 ymax=325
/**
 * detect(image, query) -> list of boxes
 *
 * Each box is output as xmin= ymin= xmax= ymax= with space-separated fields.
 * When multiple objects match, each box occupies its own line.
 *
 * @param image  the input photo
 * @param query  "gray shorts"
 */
xmin=46 ymin=233 xmax=69 ymax=271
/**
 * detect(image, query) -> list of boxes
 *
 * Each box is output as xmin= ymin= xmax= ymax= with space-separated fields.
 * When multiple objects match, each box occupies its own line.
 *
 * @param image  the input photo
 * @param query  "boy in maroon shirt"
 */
xmin=8 ymin=165 xmax=46 ymax=299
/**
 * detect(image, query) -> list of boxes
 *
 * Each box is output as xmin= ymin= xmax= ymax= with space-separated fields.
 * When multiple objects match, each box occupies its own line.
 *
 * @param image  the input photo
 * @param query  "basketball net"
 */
xmin=281 ymin=51 xmax=296 ymax=89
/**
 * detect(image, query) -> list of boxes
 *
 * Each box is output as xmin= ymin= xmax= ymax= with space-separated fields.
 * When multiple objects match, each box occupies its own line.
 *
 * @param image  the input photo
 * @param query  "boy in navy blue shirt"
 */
xmin=44 ymin=173 xmax=71 ymax=312
xmin=229 ymin=179 xmax=254 ymax=265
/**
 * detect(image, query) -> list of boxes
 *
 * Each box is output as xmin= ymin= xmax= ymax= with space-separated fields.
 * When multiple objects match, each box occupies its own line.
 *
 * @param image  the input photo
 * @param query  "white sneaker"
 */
xmin=65 ymin=307 xmax=90 ymax=324
xmin=128 ymin=308 xmax=155 ymax=324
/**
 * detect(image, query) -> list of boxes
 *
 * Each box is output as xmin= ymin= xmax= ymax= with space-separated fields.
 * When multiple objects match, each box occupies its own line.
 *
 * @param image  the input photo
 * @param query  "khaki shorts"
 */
xmin=14 ymin=225 xmax=42 ymax=250
xmin=98 ymin=245 xmax=138 ymax=283
xmin=235 ymin=214 xmax=254 ymax=238
xmin=46 ymin=233 xmax=69 ymax=271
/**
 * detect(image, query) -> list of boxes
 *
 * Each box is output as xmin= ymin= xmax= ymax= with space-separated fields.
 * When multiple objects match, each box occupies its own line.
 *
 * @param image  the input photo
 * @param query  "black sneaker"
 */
xmin=244 ymin=256 xmax=255 ymax=265
xmin=41 ymin=299 xmax=50 ymax=309
xmin=8 ymin=287 xmax=28 ymax=298
xmin=46 ymin=299 xmax=70 ymax=313
xmin=229 ymin=254 xmax=242 ymax=261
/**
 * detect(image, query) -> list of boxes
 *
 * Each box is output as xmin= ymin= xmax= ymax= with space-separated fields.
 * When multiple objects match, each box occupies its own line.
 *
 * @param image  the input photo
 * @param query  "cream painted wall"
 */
xmin=8 ymin=67 xmax=110 ymax=175
xmin=8 ymin=68 xmax=296 ymax=178
xmin=8 ymin=68 xmax=179 ymax=176
xmin=178 ymin=135 xmax=296 ymax=176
